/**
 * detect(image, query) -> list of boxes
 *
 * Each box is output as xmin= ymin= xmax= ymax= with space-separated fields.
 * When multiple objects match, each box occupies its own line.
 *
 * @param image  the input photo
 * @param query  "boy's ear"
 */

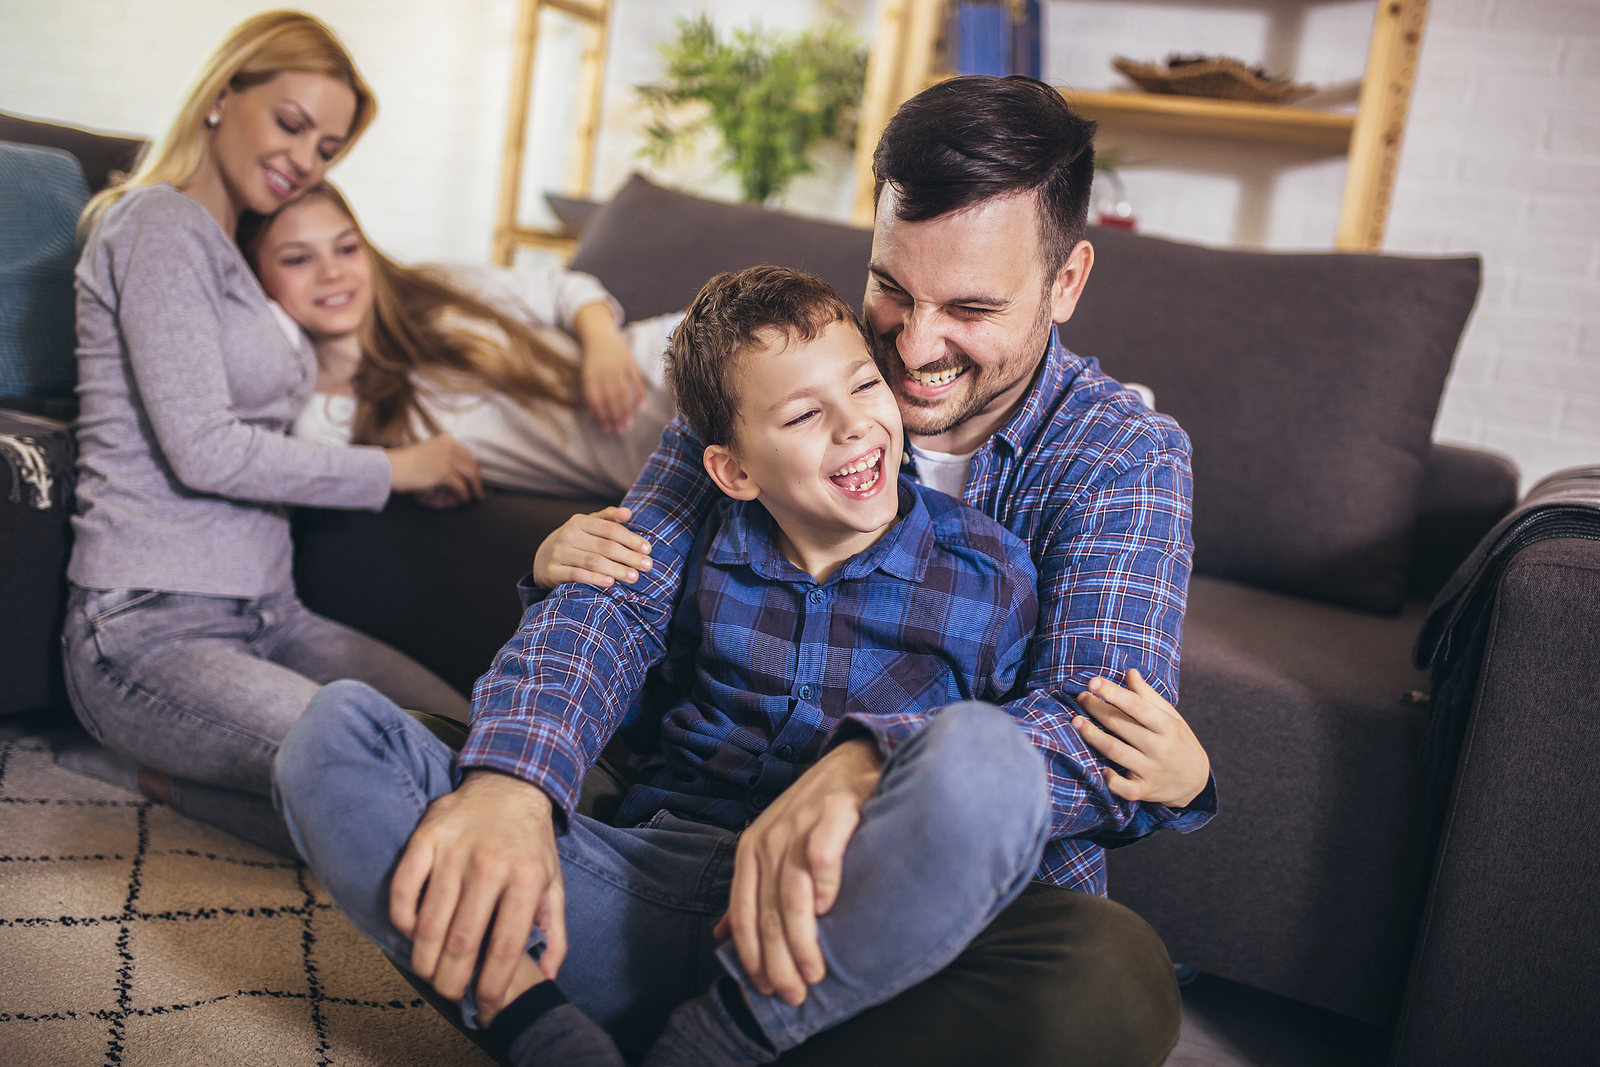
xmin=703 ymin=444 xmax=759 ymax=500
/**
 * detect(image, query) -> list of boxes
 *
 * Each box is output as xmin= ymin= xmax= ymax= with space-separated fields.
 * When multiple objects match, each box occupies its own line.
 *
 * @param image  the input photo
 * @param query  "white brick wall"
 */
xmin=1389 ymin=0 xmax=1600 ymax=489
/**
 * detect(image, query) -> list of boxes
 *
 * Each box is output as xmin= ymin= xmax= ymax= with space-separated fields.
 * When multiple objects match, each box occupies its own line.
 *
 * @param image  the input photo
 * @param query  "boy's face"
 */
xmin=705 ymin=319 xmax=905 ymax=567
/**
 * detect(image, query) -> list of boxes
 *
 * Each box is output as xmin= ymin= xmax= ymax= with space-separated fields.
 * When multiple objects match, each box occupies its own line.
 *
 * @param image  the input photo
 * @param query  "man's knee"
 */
xmin=984 ymin=884 xmax=1180 ymax=1066
xmin=777 ymin=882 xmax=1180 ymax=1067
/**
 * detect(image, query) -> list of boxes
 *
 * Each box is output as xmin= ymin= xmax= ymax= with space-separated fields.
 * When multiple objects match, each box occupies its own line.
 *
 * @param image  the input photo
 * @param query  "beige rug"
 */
xmin=0 ymin=722 xmax=494 ymax=1067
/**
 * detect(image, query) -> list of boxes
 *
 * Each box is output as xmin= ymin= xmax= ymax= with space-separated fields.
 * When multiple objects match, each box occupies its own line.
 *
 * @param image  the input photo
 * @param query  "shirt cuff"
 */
xmin=516 ymin=573 xmax=552 ymax=612
xmin=827 ymin=713 xmax=922 ymax=761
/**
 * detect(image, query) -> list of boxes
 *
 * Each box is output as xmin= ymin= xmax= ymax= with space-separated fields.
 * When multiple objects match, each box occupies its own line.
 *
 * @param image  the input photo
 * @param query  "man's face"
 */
xmin=864 ymin=187 xmax=1090 ymax=453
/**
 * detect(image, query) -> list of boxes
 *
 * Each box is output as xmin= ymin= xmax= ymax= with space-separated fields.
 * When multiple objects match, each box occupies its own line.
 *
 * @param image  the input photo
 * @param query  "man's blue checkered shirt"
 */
xmin=467 ymin=337 xmax=1216 ymax=894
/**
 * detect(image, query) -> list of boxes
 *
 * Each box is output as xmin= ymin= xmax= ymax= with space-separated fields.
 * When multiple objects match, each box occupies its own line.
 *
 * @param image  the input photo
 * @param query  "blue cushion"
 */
xmin=0 ymin=142 xmax=91 ymax=398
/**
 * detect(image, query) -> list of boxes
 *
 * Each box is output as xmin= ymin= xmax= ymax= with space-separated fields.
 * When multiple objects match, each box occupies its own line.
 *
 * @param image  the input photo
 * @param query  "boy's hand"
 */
xmin=1071 ymin=668 xmax=1210 ymax=808
xmin=389 ymin=770 xmax=565 ymax=1015
xmin=532 ymin=506 xmax=652 ymax=589
xmin=713 ymin=737 xmax=883 ymax=1006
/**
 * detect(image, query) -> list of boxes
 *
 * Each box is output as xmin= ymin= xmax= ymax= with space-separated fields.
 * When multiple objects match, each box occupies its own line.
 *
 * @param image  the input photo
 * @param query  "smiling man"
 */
xmin=275 ymin=76 xmax=1215 ymax=1067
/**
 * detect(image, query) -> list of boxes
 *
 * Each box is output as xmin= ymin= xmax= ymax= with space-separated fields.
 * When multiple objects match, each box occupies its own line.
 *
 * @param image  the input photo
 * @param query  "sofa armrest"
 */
xmin=1408 ymin=444 xmax=1519 ymax=600
xmin=1392 ymin=536 xmax=1600 ymax=1065
xmin=292 ymin=491 xmax=613 ymax=696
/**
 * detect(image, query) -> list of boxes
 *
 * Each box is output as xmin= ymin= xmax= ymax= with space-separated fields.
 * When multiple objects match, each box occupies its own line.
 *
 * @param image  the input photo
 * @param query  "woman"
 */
xmin=243 ymin=182 xmax=679 ymax=502
xmin=60 ymin=11 xmax=479 ymax=855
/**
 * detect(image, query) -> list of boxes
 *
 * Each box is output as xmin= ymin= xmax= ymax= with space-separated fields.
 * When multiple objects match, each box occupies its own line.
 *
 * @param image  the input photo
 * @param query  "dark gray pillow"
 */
xmin=568 ymin=173 xmax=875 ymax=321
xmin=1060 ymin=225 xmax=1480 ymax=613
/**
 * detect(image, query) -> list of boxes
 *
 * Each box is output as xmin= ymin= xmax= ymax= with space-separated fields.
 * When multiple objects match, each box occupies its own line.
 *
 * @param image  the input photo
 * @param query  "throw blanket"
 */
xmin=1413 ymin=465 xmax=1600 ymax=784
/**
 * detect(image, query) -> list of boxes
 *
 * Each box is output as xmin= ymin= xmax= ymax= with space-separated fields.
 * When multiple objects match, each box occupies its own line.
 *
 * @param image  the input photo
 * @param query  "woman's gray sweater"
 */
xmin=70 ymin=184 xmax=393 ymax=598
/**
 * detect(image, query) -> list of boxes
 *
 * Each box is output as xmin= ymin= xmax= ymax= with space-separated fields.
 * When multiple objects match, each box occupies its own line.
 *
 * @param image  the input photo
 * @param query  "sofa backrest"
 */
xmin=569 ymin=172 xmax=875 ymax=320
xmin=1060 ymin=225 xmax=1481 ymax=613
xmin=0 ymin=111 xmax=147 ymax=194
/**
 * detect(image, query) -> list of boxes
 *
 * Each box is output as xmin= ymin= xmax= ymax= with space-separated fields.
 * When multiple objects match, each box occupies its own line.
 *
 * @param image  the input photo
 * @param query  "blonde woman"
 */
xmin=241 ymin=182 xmax=678 ymax=503
xmin=60 ymin=11 xmax=477 ymax=854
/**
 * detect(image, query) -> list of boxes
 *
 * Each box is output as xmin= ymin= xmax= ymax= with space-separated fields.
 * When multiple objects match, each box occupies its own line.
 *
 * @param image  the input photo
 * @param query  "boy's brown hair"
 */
xmin=665 ymin=265 xmax=874 ymax=448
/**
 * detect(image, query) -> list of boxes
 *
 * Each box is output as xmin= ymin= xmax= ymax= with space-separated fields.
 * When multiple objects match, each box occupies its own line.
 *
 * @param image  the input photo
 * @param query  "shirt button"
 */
xmin=799 ymin=684 xmax=814 ymax=701
xmin=776 ymin=744 xmax=793 ymax=760
xmin=749 ymin=794 xmax=769 ymax=811
xmin=807 ymin=589 xmax=823 ymax=605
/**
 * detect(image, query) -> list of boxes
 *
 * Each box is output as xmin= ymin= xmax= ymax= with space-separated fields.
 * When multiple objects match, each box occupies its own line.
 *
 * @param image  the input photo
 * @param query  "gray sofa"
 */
xmin=5 ymin=115 xmax=1597 ymax=1065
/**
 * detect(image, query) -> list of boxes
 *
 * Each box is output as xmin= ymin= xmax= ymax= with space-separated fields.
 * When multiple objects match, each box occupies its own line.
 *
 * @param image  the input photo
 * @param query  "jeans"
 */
xmin=272 ymin=680 xmax=1051 ymax=1060
xmin=61 ymin=585 xmax=469 ymax=854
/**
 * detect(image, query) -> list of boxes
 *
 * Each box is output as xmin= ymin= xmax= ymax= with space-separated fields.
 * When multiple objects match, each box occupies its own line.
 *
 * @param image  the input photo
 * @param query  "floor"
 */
xmin=1172 ymin=974 xmax=1390 ymax=1067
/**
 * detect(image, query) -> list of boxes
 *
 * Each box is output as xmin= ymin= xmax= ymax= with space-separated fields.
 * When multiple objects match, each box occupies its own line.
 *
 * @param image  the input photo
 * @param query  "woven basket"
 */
xmin=1112 ymin=56 xmax=1315 ymax=105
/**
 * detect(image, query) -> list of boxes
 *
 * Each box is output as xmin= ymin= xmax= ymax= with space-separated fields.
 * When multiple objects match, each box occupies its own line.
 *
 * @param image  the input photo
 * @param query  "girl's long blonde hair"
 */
xmin=240 ymin=183 xmax=581 ymax=447
xmin=82 ymin=10 xmax=375 ymax=232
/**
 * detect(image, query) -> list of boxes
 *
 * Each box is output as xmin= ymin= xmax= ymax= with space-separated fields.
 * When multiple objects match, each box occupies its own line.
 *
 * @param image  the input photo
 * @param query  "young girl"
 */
xmin=242 ymin=182 xmax=678 ymax=503
xmin=60 ymin=11 xmax=478 ymax=854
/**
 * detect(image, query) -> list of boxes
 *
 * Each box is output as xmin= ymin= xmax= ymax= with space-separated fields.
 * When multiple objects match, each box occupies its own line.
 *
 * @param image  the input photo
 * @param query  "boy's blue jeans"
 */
xmin=272 ymin=680 xmax=1050 ymax=1060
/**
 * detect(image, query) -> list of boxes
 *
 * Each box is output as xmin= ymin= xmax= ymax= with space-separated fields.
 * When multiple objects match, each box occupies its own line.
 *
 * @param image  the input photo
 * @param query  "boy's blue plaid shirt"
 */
xmin=611 ymin=477 xmax=1038 ymax=832
xmin=468 ymin=337 xmax=1216 ymax=894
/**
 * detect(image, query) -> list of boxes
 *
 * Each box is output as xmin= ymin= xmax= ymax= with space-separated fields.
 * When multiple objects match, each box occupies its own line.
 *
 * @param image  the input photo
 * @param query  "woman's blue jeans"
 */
xmin=61 ymin=586 xmax=469 ymax=854
xmin=272 ymin=679 xmax=1050 ymax=1060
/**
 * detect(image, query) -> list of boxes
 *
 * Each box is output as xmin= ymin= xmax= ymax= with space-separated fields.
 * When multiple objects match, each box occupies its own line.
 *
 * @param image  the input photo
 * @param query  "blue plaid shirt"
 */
xmin=611 ymin=477 xmax=1037 ymax=831
xmin=467 ymin=336 xmax=1216 ymax=894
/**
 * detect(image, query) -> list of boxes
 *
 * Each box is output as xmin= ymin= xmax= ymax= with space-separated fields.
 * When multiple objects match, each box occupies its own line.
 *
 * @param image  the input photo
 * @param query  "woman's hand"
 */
xmin=532 ymin=506 xmax=652 ymax=588
xmin=574 ymin=302 xmax=646 ymax=434
xmin=387 ymin=434 xmax=483 ymax=509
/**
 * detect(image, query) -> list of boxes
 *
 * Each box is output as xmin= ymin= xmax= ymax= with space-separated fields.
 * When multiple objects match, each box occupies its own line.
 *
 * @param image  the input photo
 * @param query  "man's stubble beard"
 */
xmin=877 ymin=297 xmax=1057 ymax=441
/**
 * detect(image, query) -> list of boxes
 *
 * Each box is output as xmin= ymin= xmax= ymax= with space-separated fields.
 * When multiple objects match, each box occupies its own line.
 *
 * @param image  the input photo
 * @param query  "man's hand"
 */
xmin=1071 ymin=668 xmax=1209 ymax=808
xmin=712 ymin=737 xmax=883 ymax=1006
xmin=389 ymin=770 xmax=565 ymax=1017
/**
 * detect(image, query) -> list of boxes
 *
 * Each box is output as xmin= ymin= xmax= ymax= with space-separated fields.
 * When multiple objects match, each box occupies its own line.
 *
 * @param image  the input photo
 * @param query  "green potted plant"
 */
xmin=636 ymin=14 xmax=868 ymax=205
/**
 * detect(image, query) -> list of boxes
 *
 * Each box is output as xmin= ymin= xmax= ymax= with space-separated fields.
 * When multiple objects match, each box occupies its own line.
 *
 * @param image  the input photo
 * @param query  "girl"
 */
xmin=242 ymin=181 xmax=678 ymax=502
xmin=60 ymin=11 xmax=478 ymax=854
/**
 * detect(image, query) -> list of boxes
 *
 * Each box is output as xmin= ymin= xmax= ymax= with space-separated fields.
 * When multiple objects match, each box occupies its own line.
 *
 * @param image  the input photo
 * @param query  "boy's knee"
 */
xmin=904 ymin=702 xmax=1049 ymax=833
xmin=272 ymin=679 xmax=403 ymax=794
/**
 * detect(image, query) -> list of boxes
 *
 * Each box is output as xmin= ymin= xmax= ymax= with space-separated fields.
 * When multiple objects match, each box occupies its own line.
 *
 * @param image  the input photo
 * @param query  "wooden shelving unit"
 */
xmin=852 ymin=0 xmax=1431 ymax=251
xmin=492 ymin=0 xmax=611 ymax=266
xmin=1061 ymin=90 xmax=1354 ymax=152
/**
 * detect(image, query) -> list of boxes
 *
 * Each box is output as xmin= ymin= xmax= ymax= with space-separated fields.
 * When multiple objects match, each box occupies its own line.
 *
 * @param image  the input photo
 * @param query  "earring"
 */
xmin=205 ymin=112 xmax=219 ymax=128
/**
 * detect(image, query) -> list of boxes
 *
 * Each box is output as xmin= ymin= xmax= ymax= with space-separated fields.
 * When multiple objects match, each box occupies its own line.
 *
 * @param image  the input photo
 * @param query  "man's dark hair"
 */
xmin=666 ymin=265 xmax=873 ymax=448
xmin=872 ymin=75 xmax=1097 ymax=279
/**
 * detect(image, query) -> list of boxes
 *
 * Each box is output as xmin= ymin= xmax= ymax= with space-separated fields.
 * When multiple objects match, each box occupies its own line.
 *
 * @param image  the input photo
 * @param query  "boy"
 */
xmin=274 ymin=266 xmax=1048 ymax=1066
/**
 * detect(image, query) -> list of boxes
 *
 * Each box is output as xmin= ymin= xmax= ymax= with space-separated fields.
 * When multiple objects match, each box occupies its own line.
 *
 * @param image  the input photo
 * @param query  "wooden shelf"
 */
xmin=1060 ymin=90 xmax=1355 ymax=154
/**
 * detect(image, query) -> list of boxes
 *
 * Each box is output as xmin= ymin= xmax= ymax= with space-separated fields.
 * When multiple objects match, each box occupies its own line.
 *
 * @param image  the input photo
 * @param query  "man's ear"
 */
xmin=703 ymin=444 xmax=760 ymax=500
xmin=1049 ymin=239 xmax=1095 ymax=324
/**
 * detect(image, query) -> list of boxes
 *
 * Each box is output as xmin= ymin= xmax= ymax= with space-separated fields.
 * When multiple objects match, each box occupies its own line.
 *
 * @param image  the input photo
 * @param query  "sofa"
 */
xmin=4 ymin=114 xmax=1597 ymax=1066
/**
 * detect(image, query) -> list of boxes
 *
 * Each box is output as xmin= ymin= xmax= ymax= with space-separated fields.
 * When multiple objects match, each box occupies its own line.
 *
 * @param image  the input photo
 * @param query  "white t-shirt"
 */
xmin=910 ymin=441 xmax=980 ymax=501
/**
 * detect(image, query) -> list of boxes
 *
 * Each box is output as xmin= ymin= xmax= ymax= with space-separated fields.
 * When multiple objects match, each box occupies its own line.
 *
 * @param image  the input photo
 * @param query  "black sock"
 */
xmin=716 ymin=977 xmax=772 ymax=1051
xmin=488 ymin=981 xmax=624 ymax=1067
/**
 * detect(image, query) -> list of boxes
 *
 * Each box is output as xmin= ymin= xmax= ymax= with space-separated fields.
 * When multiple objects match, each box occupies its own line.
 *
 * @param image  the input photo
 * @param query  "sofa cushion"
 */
xmin=1060 ymin=225 xmax=1480 ymax=613
xmin=0 ymin=143 xmax=90 ymax=399
xmin=568 ymin=172 xmax=875 ymax=321
xmin=1106 ymin=575 xmax=1436 ymax=1025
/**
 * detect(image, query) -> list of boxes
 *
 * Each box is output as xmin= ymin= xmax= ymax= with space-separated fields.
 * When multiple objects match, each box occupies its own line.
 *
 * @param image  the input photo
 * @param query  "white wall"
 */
xmin=2 ymin=0 xmax=1593 ymax=485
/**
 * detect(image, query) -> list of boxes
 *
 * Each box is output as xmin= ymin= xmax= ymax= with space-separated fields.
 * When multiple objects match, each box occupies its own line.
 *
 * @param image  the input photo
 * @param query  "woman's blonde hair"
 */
xmin=239 ymin=183 xmax=582 ymax=447
xmin=82 ymin=10 xmax=375 ymax=231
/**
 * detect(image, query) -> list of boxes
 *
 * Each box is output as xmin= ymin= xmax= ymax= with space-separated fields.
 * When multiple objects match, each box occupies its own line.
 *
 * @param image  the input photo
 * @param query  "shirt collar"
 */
xmin=707 ymin=475 xmax=933 ymax=585
xmin=990 ymin=331 xmax=1086 ymax=457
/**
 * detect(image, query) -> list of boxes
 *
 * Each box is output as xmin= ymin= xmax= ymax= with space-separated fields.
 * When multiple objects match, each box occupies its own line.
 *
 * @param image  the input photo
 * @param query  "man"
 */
xmin=285 ymin=76 xmax=1214 ymax=1066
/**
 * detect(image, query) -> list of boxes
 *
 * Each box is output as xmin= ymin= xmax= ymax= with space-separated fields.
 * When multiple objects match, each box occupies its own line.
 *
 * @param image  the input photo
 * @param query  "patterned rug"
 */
xmin=0 ymin=718 xmax=494 ymax=1067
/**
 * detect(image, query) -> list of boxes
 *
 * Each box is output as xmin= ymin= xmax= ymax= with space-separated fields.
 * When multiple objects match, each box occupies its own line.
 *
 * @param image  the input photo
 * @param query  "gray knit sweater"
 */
xmin=70 ymin=184 xmax=393 ymax=597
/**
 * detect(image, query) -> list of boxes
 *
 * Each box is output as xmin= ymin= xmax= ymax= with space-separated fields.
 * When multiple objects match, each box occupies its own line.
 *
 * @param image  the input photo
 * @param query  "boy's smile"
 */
xmin=702 ymin=319 xmax=905 ymax=583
